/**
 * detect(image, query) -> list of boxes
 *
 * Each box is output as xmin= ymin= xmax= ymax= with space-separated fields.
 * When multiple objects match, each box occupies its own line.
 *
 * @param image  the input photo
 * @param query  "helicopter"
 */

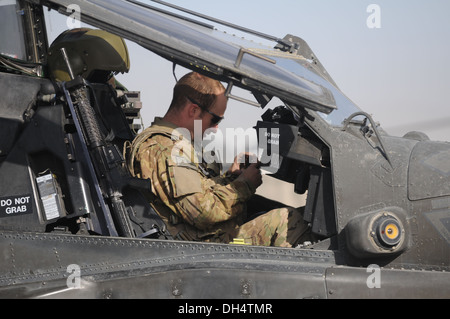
xmin=0 ymin=0 xmax=449 ymax=300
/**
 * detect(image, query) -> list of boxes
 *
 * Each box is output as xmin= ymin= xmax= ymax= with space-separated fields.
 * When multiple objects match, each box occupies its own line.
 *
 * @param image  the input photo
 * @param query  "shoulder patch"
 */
xmin=172 ymin=166 xmax=203 ymax=197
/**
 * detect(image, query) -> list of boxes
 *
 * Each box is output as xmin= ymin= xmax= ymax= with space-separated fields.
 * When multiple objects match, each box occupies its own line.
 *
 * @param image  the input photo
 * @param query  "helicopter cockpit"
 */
xmin=1 ymin=1 xmax=449 ymax=299
xmin=0 ymin=0 xmax=342 ymax=246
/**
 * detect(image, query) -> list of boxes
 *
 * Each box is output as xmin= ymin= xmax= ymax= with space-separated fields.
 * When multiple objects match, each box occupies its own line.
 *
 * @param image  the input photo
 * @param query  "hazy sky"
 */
xmin=46 ymin=0 xmax=450 ymax=142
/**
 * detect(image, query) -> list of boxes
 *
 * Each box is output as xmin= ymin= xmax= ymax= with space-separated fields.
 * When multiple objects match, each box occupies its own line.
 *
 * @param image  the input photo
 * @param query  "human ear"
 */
xmin=187 ymin=102 xmax=202 ymax=119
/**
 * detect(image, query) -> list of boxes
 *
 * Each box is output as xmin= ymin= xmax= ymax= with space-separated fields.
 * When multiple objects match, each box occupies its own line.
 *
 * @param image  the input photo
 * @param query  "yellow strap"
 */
xmin=229 ymin=238 xmax=251 ymax=245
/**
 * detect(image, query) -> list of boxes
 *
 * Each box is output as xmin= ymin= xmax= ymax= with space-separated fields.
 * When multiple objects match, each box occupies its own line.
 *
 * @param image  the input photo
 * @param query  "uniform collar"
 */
xmin=150 ymin=117 xmax=191 ymax=142
xmin=151 ymin=117 xmax=179 ymax=133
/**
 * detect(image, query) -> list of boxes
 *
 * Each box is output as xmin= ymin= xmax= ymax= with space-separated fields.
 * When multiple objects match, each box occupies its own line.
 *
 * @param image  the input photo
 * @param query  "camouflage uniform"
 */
xmin=129 ymin=117 xmax=310 ymax=247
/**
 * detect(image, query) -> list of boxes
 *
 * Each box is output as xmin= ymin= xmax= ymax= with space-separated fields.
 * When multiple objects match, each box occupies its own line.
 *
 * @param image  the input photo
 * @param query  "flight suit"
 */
xmin=129 ymin=117 xmax=309 ymax=247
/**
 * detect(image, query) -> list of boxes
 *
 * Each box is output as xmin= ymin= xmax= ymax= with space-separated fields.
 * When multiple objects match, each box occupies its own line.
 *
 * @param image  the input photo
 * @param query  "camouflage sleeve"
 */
xmin=137 ymin=133 xmax=256 ymax=231
xmin=165 ymin=155 xmax=255 ymax=231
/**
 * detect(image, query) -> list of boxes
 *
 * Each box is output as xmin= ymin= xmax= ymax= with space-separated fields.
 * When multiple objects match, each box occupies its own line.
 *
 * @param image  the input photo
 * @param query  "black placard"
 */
xmin=0 ymin=195 xmax=33 ymax=218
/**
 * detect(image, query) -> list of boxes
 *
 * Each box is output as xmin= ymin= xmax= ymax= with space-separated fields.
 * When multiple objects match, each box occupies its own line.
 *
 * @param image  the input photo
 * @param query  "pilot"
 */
xmin=129 ymin=72 xmax=312 ymax=247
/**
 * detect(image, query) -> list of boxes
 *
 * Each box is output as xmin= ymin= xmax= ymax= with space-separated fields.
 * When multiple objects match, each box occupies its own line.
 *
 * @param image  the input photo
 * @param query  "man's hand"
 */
xmin=237 ymin=163 xmax=263 ymax=190
xmin=228 ymin=153 xmax=259 ymax=176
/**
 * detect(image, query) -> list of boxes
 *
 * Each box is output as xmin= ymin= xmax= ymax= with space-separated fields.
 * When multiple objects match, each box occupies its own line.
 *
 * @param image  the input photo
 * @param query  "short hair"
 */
xmin=169 ymin=72 xmax=225 ymax=112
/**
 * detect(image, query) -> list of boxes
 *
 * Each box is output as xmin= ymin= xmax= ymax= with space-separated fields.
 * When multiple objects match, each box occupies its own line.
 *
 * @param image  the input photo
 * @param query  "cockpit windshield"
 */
xmin=45 ymin=0 xmax=339 ymax=114
xmin=0 ymin=0 xmax=27 ymax=61
xmin=46 ymin=0 xmax=363 ymax=127
xmin=129 ymin=0 xmax=363 ymax=127
xmin=193 ymin=22 xmax=363 ymax=127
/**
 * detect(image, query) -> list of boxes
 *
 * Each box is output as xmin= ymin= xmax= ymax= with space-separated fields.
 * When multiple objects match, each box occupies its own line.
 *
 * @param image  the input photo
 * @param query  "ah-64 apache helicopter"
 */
xmin=0 ymin=0 xmax=449 ymax=299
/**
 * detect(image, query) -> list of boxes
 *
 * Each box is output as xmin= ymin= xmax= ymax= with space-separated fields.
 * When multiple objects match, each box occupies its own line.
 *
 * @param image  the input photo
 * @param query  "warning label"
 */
xmin=0 ymin=195 xmax=33 ymax=218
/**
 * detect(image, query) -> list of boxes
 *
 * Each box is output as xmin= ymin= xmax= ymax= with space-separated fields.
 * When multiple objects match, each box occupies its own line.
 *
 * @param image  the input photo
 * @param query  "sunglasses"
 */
xmin=187 ymin=97 xmax=224 ymax=125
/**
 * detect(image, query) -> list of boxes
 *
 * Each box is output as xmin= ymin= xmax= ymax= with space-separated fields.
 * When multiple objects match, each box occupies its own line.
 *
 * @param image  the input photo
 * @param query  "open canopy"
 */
xmin=45 ymin=0 xmax=340 ymax=114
